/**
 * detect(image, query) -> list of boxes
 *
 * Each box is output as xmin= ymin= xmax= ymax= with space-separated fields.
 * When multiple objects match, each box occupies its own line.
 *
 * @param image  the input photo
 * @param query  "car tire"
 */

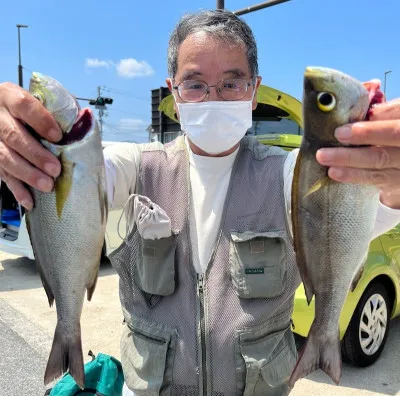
xmin=341 ymin=282 xmax=391 ymax=367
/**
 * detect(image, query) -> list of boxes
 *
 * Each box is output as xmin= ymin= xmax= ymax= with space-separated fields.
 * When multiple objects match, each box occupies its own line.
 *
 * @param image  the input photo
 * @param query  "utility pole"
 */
xmin=217 ymin=0 xmax=290 ymax=15
xmin=83 ymin=88 xmax=113 ymax=139
xmin=16 ymin=24 xmax=28 ymax=88
xmin=233 ymin=0 xmax=291 ymax=16
xmin=98 ymin=86 xmax=104 ymax=137
xmin=384 ymin=70 xmax=392 ymax=98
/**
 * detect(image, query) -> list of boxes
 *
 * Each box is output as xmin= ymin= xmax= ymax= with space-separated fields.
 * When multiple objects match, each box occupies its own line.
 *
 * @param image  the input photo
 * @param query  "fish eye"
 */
xmin=316 ymin=92 xmax=336 ymax=112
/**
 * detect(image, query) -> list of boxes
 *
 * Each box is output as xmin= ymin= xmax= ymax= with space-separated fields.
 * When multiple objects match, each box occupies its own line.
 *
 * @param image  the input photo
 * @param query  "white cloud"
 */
xmin=84 ymin=57 xmax=155 ymax=79
xmin=85 ymin=58 xmax=114 ymax=69
xmin=116 ymin=58 xmax=155 ymax=78
xmin=118 ymin=118 xmax=148 ymax=130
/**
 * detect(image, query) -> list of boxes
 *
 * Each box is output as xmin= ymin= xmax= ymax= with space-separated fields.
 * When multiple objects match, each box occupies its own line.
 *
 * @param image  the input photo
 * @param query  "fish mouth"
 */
xmin=57 ymin=108 xmax=94 ymax=145
xmin=31 ymin=71 xmax=44 ymax=83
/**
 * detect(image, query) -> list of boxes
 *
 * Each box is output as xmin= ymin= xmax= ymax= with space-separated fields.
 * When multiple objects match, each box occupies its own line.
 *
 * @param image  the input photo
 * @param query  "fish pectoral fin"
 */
xmin=304 ymin=176 xmax=330 ymax=198
xmin=55 ymin=154 xmax=75 ymax=220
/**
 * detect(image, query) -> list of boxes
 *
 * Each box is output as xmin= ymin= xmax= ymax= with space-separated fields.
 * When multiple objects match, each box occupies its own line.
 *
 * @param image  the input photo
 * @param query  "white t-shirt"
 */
xmin=104 ymin=139 xmax=400 ymax=274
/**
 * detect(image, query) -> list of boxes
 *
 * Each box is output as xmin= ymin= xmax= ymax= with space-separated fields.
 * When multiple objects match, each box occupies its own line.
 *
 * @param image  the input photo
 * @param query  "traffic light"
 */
xmin=88 ymin=97 xmax=113 ymax=107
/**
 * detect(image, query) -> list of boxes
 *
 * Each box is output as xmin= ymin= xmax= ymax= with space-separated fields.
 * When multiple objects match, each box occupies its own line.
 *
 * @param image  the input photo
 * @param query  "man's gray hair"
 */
xmin=167 ymin=9 xmax=259 ymax=79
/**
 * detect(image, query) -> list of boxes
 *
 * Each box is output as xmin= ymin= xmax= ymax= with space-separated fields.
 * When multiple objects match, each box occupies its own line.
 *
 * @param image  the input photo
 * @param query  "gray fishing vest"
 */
xmin=109 ymin=135 xmax=301 ymax=396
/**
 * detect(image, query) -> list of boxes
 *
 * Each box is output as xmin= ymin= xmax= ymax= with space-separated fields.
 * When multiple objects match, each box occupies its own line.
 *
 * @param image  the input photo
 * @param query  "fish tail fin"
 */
xmin=289 ymin=322 xmax=341 ymax=388
xmin=44 ymin=323 xmax=84 ymax=389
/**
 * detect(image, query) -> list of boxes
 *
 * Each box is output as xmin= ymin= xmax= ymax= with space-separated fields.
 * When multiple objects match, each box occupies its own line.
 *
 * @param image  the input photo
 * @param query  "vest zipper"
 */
xmin=197 ymin=273 xmax=207 ymax=395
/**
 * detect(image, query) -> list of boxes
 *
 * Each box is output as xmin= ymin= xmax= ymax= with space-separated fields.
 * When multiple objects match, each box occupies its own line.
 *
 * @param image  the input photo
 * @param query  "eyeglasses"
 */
xmin=172 ymin=79 xmax=255 ymax=103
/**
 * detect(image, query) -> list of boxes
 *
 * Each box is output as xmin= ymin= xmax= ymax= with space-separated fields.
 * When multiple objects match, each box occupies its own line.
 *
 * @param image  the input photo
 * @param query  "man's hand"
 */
xmin=316 ymin=81 xmax=400 ymax=209
xmin=0 ymin=82 xmax=62 ymax=209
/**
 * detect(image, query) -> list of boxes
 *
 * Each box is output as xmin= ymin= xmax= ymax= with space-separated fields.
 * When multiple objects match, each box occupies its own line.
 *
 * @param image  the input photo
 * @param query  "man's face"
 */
xmin=167 ymin=31 xmax=261 ymax=116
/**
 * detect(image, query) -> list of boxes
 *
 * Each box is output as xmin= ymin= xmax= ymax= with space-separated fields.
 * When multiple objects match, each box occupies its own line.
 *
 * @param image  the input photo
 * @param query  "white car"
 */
xmin=0 ymin=207 xmax=125 ymax=260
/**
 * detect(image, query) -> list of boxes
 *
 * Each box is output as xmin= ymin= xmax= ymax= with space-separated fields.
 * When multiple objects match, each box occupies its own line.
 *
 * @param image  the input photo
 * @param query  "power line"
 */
xmin=102 ymin=86 xmax=149 ymax=101
xmin=22 ymin=66 xmax=33 ymax=74
xmin=107 ymin=107 xmax=149 ymax=120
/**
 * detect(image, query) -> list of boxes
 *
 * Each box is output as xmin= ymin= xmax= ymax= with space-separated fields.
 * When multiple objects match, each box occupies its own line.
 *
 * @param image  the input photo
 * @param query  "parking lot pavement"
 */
xmin=0 ymin=300 xmax=48 ymax=395
xmin=291 ymin=317 xmax=400 ymax=395
xmin=0 ymin=252 xmax=123 ymax=395
xmin=0 ymin=252 xmax=399 ymax=395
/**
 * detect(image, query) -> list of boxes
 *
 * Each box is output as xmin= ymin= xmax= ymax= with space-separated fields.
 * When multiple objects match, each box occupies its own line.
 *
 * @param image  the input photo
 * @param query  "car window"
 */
xmin=247 ymin=118 xmax=303 ymax=136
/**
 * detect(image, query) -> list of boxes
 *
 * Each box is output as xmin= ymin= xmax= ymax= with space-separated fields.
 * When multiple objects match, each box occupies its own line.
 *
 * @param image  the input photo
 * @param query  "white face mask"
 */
xmin=176 ymin=99 xmax=254 ymax=154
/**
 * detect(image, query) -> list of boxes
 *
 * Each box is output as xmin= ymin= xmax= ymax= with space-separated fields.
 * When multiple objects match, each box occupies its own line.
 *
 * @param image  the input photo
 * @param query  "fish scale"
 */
xmin=289 ymin=67 xmax=380 ymax=387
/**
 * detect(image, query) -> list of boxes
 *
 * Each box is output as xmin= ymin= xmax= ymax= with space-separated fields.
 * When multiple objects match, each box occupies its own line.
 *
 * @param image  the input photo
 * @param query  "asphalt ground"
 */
xmin=0 ymin=252 xmax=399 ymax=396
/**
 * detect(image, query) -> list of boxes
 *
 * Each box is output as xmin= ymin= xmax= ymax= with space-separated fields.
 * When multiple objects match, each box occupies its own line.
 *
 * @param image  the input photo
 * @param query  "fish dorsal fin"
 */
xmin=291 ymin=150 xmax=315 ymax=305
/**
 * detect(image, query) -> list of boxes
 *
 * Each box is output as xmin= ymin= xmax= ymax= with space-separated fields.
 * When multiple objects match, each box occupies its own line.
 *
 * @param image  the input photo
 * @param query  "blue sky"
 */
xmin=1 ymin=0 xmax=399 ymax=143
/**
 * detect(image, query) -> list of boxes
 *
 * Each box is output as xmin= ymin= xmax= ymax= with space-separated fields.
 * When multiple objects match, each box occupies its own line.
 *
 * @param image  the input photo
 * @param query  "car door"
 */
xmin=380 ymin=224 xmax=400 ymax=269
xmin=379 ymin=223 xmax=400 ymax=312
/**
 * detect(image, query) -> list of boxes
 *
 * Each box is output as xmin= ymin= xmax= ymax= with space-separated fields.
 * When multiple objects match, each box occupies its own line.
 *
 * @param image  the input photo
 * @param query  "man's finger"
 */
xmin=0 ymin=143 xmax=54 ymax=193
xmin=369 ymin=99 xmax=400 ymax=121
xmin=0 ymin=82 xmax=62 ymax=142
xmin=334 ymin=120 xmax=400 ymax=147
xmin=0 ymin=108 xmax=61 ymax=178
xmin=317 ymin=146 xmax=400 ymax=170
xmin=327 ymin=166 xmax=400 ymax=189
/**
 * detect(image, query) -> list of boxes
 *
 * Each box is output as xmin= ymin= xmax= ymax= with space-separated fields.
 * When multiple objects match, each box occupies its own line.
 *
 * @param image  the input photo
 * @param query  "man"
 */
xmin=0 ymin=9 xmax=400 ymax=396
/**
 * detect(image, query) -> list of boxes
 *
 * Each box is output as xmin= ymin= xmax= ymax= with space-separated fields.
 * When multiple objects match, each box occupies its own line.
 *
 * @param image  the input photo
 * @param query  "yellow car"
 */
xmin=160 ymin=84 xmax=400 ymax=367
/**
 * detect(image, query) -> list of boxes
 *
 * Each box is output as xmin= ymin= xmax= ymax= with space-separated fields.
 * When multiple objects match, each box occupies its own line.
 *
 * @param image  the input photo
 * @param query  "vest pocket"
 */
xmin=135 ymin=233 xmax=178 ymax=296
xmin=238 ymin=325 xmax=297 ymax=396
xmin=229 ymin=231 xmax=287 ymax=298
xmin=122 ymin=317 xmax=177 ymax=395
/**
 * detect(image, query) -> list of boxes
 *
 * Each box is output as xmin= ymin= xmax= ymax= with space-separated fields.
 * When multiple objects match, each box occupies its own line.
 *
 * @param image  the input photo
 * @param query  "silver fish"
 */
xmin=289 ymin=67 xmax=380 ymax=386
xmin=27 ymin=72 xmax=108 ymax=388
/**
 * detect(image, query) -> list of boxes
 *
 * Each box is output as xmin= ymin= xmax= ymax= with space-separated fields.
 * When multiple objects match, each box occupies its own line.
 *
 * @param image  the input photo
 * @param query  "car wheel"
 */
xmin=341 ymin=282 xmax=391 ymax=367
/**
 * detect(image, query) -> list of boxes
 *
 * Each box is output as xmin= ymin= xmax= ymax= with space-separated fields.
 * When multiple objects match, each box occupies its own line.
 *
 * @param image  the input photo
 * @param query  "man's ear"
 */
xmin=166 ymin=78 xmax=173 ymax=92
xmin=252 ymin=76 xmax=262 ymax=111
xmin=166 ymin=78 xmax=179 ymax=120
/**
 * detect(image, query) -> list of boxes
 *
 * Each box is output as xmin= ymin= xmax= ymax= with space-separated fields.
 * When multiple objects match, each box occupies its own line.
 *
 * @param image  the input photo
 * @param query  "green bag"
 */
xmin=45 ymin=351 xmax=124 ymax=396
